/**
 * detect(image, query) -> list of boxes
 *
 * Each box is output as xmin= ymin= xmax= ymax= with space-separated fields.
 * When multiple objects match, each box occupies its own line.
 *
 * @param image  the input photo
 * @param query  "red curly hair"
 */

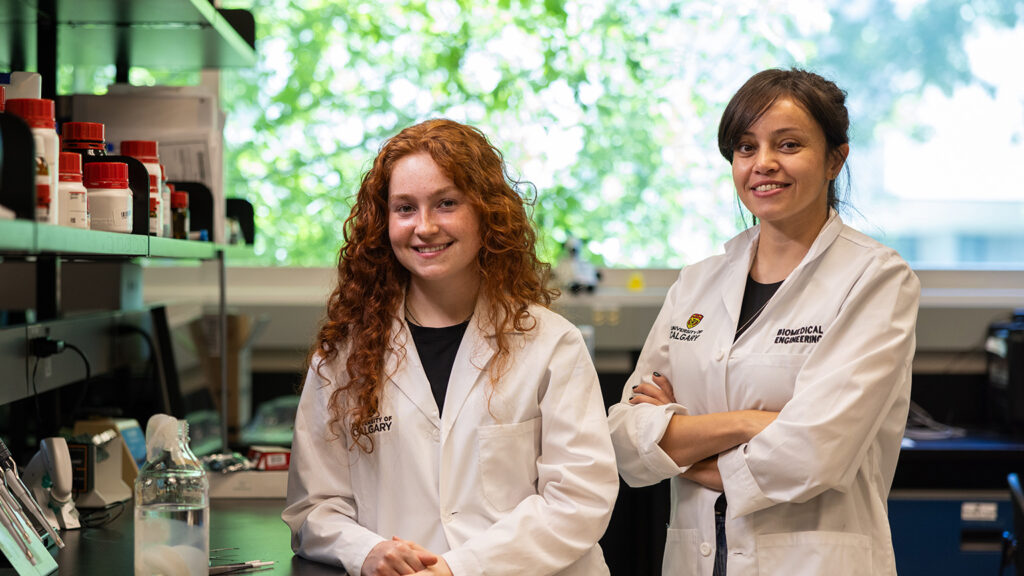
xmin=312 ymin=118 xmax=557 ymax=452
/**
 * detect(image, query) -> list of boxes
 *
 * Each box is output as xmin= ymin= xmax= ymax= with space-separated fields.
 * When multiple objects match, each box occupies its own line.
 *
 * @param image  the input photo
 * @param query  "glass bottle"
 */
xmin=134 ymin=416 xmax=209 ymax=576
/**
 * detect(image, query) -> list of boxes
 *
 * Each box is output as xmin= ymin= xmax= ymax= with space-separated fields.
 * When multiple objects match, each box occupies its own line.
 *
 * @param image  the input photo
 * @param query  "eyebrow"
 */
xmin=388 ymin=185 xmax=462 ymax=204
xmin=742 ymin=126 xmax=806 ymax=138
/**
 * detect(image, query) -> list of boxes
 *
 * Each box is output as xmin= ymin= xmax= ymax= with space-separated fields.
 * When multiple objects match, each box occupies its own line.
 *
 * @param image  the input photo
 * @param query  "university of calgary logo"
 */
xmin=686 ymin=314 xmax=704 ymax=329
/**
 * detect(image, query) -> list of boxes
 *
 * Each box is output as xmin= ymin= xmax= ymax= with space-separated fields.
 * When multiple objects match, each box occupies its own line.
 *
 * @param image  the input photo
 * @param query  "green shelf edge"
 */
xmin=1 ymin=221 xmax=253 ymax=260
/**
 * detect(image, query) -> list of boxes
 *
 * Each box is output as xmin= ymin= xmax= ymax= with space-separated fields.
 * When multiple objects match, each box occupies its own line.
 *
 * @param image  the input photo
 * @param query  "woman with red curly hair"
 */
xmin=283 ymin=119 xmax=619 ymax=576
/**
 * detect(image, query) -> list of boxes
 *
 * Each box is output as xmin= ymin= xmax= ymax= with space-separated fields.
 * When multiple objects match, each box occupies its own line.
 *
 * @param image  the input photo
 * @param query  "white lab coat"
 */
xmin=608 ymin=212 xmax=919 ymax=576
xmin=283 ymin=299 xmax=619 ymax=576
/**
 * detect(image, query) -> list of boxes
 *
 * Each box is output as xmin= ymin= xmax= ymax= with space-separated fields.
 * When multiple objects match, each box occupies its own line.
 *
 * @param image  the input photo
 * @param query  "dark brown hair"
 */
xmin=718 ymin=68 xmax=850 ymax=211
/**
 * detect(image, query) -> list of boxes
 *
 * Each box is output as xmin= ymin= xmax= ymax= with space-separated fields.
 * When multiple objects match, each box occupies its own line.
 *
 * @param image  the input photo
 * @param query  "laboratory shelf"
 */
xmin=0 ymin=220 xmax=254 ymax=259
xmin=34 ymin=221 xmax=149 ymax=256
xmin=0 ymin=218 xmax=36 ymax=253
xmin=53 ymin=0 xmax=256 ymax=69
xmin=1 ymin=0 xmax=255 ymax=73
xmin=148 ymin=235 xmax=217 ymax=259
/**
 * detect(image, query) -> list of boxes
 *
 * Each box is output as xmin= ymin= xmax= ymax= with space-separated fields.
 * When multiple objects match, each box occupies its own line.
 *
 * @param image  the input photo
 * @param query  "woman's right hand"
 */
xmin=362 ymin=537 xmax=439 ymax=576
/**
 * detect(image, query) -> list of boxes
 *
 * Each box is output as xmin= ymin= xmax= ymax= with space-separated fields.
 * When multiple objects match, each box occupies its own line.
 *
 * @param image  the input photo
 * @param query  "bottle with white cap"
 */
xmin=134 ymin=414 xmax=209 ymax=576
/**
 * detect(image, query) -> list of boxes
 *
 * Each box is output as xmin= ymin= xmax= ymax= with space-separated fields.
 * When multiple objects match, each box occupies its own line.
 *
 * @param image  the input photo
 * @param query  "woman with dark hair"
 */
xmin=283 ymin=118 xmax=618 ymax=576
xmin=609 ymin=69 xmax=919 ymax=575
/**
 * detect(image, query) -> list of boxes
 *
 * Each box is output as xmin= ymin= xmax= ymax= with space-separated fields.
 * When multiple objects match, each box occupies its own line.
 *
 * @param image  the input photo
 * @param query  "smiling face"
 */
xmin=388 ymin=152 xmax=482 ymax=292
xmin=731 ymin=97 xmax=848 ymax=235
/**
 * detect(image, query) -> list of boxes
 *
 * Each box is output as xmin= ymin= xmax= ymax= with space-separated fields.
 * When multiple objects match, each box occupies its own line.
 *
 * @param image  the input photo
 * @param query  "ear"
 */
xmin=829 ymin=143 xmax=850 ymax=179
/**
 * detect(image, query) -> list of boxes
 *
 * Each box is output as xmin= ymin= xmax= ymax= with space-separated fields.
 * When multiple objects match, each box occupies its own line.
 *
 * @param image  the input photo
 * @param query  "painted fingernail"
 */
xmin=631 ymin=384 xmax=638 ymax=390
xmin=653 ymin=371 xmax=662 ymax=377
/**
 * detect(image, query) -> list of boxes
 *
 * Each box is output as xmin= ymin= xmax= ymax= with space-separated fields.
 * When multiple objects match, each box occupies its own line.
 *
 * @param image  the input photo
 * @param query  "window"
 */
xmin=208 ymin=0 xmax=1024 ymax=269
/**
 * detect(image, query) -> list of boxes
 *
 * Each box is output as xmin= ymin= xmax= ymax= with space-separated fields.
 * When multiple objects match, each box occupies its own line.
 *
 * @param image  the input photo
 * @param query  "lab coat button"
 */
xmin=715 ymin=349 xmax=724 ymax=361
xmin=430 ymin=429 xmax=440 ymax=442
xmin=700 ymin=542 xmax=713 ymax=556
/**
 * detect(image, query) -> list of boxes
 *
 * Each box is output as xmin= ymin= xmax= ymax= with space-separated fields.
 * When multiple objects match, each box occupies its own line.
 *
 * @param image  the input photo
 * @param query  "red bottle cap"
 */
xmin=171 ymin=190 xmax=188 ymax=209
xmin=121 ymin=140 xmax=159 ymax=162
xmin=84 ymin=162 xmax=130 ymax=189
xmin=59 ymin=152 xmax=83 ymax=181
xmin=62 ymin=121 xmax=105 ymax=143
xmin=6 ymin=98 xmax=56 ymax=129
xmin=149 ymin=173 xmax=159 ymax=192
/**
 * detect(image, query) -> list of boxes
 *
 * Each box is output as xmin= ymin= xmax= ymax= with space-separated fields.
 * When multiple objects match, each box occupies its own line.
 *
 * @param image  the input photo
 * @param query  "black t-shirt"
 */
xmin=407 ymin=320 xmax=470 ymax=416
xmin=735 ymin=274 xmax=783 ymax=340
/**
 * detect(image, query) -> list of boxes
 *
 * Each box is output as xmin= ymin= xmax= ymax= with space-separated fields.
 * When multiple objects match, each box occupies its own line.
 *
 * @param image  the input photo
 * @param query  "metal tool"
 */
xmin=0 ymin=438 xmax=65 ymax=548
xmin=0 ymin=482 xmax=36 ymax=565
xmin=208 ymin=559 xmax=275 ymax=574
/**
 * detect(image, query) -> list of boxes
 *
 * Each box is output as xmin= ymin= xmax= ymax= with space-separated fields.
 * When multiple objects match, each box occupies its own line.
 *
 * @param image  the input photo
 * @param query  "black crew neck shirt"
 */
xmin=735 ymin=274 xmax=783 ymax=340
xmin=407 ymin=320 xmax=470 ymax=416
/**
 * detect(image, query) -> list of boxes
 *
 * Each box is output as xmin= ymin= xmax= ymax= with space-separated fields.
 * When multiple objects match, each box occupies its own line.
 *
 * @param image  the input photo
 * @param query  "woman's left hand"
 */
xmin=401 ymin=540 xmax=452 ymax=576
xmin=629 ymin=371 xmax=676 ymax=406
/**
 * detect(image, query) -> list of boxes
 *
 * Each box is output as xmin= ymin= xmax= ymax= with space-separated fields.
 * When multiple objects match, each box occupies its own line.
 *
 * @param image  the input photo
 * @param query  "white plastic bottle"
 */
xmin=32 ymin=133 xmax=52 ymax=223
xmin=84 ymin=162 xmax=133 ymax=233
xmin=58 ymin=152 xmax=89 ymax=229
xmin=160 ymin=164 xmax=172 ymax=238
xmin=134 ymin=414 xmax=209 ymax=576
xmin=7 ymin=98 xmax=60 ymax=225
xmin=147 ymin=174 xmax=161 ymax=237
xmin=120 ymin=141 xmax=162 ymax=236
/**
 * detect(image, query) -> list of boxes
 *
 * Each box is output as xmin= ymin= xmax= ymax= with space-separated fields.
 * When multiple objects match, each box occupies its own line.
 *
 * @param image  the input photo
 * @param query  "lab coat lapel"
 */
xmin=440 ymin=299 xmax=496 ymax=436
xmin=721 ymin=228 xmax=759 ymax=329
xmin=386 ymin=304 xmax=441 ymax=428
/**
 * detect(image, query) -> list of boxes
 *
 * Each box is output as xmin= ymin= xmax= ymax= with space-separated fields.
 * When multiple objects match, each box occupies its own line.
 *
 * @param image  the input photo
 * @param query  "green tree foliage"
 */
xmin=218 ymin=0 xmax=1022 ymax=267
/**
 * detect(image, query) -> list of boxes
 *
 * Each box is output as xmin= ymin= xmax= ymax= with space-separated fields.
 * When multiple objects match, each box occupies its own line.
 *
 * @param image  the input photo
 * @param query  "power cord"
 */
xmin=78 ymin=500 xmax=127 ymax=529
xmin=28 ymin=336 xmax=92 ymax=432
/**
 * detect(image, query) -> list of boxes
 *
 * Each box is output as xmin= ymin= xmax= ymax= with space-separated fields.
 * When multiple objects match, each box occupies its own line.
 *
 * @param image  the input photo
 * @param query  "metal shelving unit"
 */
xmin=1 ymin=0 xmax=256 ymax=455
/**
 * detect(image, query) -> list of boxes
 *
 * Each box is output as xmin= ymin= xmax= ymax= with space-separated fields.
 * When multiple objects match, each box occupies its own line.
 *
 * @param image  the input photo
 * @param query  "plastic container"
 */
xmin=84 ymin=162 xmax=132 ymax=233
xmin=62 ymin=122 xmax=107 ymax=157
xmin=134 ymin=415 xmax=209 ymax=576
xmin=58 ymin=152 xmax=89 ymax=229
xmin=0 ymin=85 xmax=5 ymax=112
xmin=171 ymin=186 xmax=189 ymax=240
xmin=121 ymin=140 xmax=163 ymax=236
xmin=32 ymin=132 xmax=52 ymax=222
xmin=147 ymin=174 xmax=161 ymax=236
xmin=7 ymin=98 xmax=60 ymax=225
xmin=160 ymin=164 xmax=171 ymax=238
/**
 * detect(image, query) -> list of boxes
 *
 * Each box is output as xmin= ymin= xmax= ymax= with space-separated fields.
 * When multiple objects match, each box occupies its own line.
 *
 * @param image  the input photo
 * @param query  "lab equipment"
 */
xmin=22 ymin=437 xmax=80 ymax=531
xmin=0 ymin=440 xmax=63 ymax=548
xmin=134 ymin=414 xmax=209 ymax=576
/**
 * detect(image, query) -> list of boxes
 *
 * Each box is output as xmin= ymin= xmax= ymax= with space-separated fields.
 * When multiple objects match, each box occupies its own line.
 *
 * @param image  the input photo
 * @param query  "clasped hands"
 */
xmin=363 ymin=537 xmax=453 ymax=576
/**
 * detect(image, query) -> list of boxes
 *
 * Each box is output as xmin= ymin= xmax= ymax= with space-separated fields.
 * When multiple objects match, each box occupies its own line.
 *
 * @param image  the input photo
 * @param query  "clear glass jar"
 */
xmin=134 ymin=417 xmax=209 ymax=576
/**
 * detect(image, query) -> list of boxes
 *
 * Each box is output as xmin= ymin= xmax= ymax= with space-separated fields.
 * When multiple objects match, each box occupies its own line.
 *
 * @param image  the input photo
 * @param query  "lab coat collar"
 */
xmin=719 ymin=210 xmax=843 ymax=327
xmin=387 ymin=293 xmax=498 ymax=431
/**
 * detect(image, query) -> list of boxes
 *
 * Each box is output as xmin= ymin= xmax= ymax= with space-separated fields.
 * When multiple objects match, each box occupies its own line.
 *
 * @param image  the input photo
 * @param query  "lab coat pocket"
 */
xmin=730 ymin=353 xmax=806 ymax=411
xmin=477 ymin=417 xmax=541 ymax=512
xmin=756 ymin=531 xmax=872 ymax=576
xmin=662 ymin=528 xmax=703 ymax=574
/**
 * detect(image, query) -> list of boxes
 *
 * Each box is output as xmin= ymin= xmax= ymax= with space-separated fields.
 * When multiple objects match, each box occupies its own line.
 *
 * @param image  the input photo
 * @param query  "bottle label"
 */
xmin=90 ymin=193 xmax=133 ymax=233
xmin=66 ymin=191 xmax=88 ymax=229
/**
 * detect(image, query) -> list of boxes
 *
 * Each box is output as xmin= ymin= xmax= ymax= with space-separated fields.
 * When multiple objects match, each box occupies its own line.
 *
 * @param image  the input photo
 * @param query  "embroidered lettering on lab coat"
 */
xmin=774 ymin=325 xmax=824 ymax=344
xmin=362 ymin=415 xmax=393 ymax=435
xmin=669 ymin=325 xmax=704 ymax=342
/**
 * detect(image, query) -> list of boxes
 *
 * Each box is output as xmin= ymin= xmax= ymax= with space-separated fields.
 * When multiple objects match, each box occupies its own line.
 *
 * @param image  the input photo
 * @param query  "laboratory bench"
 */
xmin=889 ymin=432 xmax=1024 ymax=576
xmin=47 ymin=498 xmax=347 ymax=575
